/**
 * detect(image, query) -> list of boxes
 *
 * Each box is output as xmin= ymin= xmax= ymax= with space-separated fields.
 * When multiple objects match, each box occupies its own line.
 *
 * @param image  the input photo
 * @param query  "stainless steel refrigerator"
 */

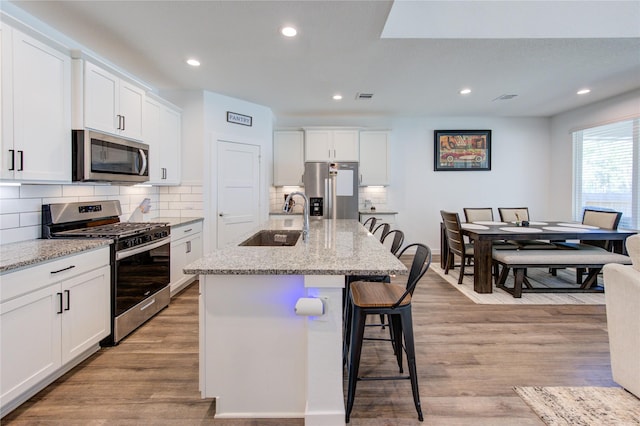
xmin=303 ymin=161 xmax=359 ymax=219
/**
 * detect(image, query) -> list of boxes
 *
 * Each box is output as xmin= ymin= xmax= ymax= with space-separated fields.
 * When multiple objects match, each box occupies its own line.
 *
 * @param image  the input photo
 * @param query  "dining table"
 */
xmin=440 ymin=220 xmax=638 ymax=294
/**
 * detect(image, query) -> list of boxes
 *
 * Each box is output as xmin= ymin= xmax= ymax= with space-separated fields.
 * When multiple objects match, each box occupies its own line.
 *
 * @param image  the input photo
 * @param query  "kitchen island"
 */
xmin=184 ymin=218 xmax=407 ymax=426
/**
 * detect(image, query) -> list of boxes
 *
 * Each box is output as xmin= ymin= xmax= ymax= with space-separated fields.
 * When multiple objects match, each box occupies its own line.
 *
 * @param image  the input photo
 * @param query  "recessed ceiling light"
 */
xmin=186 ymin=58 xmax=200 ymax=67
xmin=333 ymin=94 xmax=343 ymax=101
xmin=459 ymin=88 xmax=472 ymax=95
xmin=281 ymin=26 xmax=297 ymax=37
xmin=577 ymin=88 xmax=591 ymax=95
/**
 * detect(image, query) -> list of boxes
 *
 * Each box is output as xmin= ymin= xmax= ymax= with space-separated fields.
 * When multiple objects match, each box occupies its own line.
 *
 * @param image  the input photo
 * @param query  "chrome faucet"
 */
xmin=283 ymin=191 xmax=309 ymax=242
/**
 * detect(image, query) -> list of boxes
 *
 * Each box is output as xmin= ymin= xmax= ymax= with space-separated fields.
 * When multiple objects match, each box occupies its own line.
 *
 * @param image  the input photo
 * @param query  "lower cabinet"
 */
xmin=170 ymin=221 xmax=203 ymax=296
xmin=359 ymin=212 xmax=398 ymax=228
xmin=0 ymin=247 xmax=110 ymax=417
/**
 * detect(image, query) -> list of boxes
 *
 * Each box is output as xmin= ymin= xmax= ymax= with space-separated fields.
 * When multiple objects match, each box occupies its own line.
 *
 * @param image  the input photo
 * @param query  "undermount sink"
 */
xmin=239 ymin=230 xmax=301 ymax=247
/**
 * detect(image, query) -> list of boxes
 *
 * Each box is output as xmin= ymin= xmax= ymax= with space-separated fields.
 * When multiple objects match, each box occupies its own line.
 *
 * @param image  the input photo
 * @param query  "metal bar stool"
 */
xmin=345 ymin=243 xmax=432 ymax=423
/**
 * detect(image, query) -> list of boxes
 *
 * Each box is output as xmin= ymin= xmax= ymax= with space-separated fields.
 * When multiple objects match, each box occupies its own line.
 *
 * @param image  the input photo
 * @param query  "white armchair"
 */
xmin=603 ymin=234 xmax=640 ymax=398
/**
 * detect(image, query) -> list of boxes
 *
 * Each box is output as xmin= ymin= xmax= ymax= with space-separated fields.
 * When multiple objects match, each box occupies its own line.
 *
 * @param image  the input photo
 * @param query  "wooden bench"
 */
xmin=492 ymin=245 xmax=632 ymax=298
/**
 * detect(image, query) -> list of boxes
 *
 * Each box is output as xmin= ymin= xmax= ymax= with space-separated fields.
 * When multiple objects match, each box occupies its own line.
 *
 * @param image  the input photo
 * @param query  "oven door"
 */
xmin=115 ymin=238 xmax=170 ymax=317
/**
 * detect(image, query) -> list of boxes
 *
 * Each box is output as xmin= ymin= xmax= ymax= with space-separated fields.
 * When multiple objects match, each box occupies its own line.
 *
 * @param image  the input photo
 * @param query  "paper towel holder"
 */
xmin=294 ymin=296 xmax=327 ymax=316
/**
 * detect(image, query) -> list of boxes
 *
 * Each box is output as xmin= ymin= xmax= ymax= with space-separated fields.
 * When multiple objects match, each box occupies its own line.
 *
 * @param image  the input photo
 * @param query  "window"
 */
xmin=573 ymin=117 xmax=639 ymax=230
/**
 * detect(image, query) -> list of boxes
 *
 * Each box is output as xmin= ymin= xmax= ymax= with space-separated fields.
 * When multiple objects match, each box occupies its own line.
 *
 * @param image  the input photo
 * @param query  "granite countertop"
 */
xmin=148 ymin=217 xmax=203 ymax=227
xmin=184 ymin=218 xmax=407 ymax=276
xmin=0 ymin=239 xmax=112 ymax=274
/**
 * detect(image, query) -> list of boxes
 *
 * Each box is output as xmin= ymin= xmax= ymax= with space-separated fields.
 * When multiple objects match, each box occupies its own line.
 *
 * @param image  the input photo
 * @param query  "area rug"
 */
xmin=514 ymin=386 xmax=640 ymax=425
xmin=430 ymin=263 xmax=606 ymax=305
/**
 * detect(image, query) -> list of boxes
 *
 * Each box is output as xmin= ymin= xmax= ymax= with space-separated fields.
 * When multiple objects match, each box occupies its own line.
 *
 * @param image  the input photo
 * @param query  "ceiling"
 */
xmin=8 ymin=0 xmax=640 ymax=119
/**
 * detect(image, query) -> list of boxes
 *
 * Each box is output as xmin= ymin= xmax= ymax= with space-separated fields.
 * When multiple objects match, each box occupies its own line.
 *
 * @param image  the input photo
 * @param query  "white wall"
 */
xmin=278 ymin=115 xmax=551 ymax=253
xmin=166 ymin=91 xmax=274 ymax=252
xmin=549 ymin=89 xmax=640 ymax=220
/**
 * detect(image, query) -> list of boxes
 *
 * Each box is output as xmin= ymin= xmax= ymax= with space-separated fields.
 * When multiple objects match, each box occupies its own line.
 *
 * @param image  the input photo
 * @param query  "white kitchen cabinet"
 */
xmin=1 ymin=24 xmax=71 ymax=182
xmin=78 ymin=60 xmax=145 ymax=141
xmin=144 ymin=95 xmax=182 ymax=185
xmin=359 ymin=130 xmax=390 ymax=186
xmin=0 ymin=247 xmax=110 ymax=417
xmin=360 ymin=212 xmax=397 ymax=227
xmin=170 ymin=221 xmax=203 ymax=296
xmin=304 ymin=129 xmax=359 ymax=162
xmin=273 ymin=130 xmax=304 ymax=186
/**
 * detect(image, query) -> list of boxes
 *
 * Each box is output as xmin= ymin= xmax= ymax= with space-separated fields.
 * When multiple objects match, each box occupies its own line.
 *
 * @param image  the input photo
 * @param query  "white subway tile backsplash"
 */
xmin=20 ymin=211 xmax=41 ymax=227
xmin=1 ymin=225 xmax=40 ymax=244
xmin=168 ymin=186 xmax=192 ymax=194
xmin=19 ymin=184 xmax=62 ymax=199
xmin=180 ymin=194 xmax=203 ymax=202
xmin=0 ymin=213 xmax=20 ymax=229
xmin=62 ymin=185 xmax=96 ymax=197
xmin=94 ymin=186 xmax=121 ymax=196
xmin=0 ymin=186 xmax=20 ymax=199
xmin=0 ymin=182 xmax=202 ymax=244
xmin=162 ymin=194 xmax=181 ymax=202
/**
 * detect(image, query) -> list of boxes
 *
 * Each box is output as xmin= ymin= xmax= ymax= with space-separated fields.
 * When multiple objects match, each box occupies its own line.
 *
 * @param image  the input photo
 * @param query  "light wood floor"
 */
xmin=3 ymin=258 xmax=616 ymax=425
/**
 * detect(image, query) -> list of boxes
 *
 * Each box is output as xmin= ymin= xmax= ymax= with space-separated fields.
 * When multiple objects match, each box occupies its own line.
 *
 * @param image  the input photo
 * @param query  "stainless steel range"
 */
xmin=42 ymin=200 xmax=171 ymax=345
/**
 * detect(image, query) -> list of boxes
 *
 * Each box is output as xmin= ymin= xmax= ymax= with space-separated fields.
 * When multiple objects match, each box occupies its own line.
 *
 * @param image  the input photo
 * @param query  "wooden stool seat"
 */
xmin=350 ymin=281 xmax=411 ymax=308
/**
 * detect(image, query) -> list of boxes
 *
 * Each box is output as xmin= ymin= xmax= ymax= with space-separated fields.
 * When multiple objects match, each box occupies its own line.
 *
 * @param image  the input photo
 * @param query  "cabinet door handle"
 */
xmin=359 ymin=174 xmax=362 ymax=184
xmin=116 ymin=115 xmax=121 ymax=130
xmin=328 ymin=149 xmax=331 ymax=158
xmin=57 ymin=292 xmax=63 ymax=314
xmin=163 ymin=167 xmax=167 ymax=179
xmin=122 ymin=115 xmax=125 ymax=131
xmin=8 ymin=149 xmax=15 ymax=171
xmin=51 ymin=265 xmax=76 ymax=274
xmin=64 ymin=290 xmax=71 ymax=311
xmin=186 ymin=240 xmax=192 ymax=254
xmin=333 ymin=149 xmax=336 ymax=158
xmin=17 ymin=150 xmax=24 ymax=171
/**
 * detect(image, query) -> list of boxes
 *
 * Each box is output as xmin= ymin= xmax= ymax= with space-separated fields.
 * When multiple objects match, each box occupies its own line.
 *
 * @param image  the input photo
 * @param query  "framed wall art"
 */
xmin=434 ymin=130 xmax=491 ymax=171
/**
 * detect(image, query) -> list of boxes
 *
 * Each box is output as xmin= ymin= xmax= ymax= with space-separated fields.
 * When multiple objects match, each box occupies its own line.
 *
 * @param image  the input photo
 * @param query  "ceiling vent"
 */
xmin=356 ymin=92 xmax=374 ymax=100
xmin=493 ymin=94 xmax=518 ymax=101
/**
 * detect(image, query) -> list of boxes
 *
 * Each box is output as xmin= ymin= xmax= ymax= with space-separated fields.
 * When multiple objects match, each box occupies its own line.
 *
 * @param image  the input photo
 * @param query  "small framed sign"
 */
xmin=226 ymin=111 xmax=252 ymax=127
xmin=434 ymin=129 xmax=491 ymax=171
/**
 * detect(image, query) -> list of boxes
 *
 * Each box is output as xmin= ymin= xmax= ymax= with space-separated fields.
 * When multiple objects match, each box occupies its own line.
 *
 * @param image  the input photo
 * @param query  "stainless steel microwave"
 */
xmin=72 ymin=130 xmax=149 ymax=183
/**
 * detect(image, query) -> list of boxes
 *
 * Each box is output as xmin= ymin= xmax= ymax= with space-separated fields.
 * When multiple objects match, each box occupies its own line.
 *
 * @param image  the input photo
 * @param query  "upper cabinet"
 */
xmin=1 ymin=25 xmax=71 ymax=182
xmin=273 ymin=130 xmax=304 ymax=186
xmin=304 ymin=129 xmax=359 ymax=162
xmin=143 ymin=95 xmax=182 ymax=185
xmin=359 ymin=130 xmax=390 ymax=186
xmin=76 ymin=60 xmax=145 ymax=141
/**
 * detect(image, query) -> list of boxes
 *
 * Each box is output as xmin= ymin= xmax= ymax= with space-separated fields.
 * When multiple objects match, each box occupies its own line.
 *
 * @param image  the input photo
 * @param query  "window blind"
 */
xmin=573 ymin=117 xmax=639 ymax=229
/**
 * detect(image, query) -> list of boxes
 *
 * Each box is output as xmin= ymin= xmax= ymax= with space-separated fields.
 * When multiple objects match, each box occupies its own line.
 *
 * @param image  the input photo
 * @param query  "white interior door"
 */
xmin=217 ymin=140 xmax=260 ymax=248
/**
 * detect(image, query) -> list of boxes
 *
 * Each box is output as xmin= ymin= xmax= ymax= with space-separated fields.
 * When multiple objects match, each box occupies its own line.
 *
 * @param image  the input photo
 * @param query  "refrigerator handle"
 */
xmin=324 ymin=178 xmax=331 ymax=218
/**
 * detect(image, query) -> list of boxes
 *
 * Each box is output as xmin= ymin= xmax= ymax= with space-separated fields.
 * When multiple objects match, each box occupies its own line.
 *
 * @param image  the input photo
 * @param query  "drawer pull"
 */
xmin=51 ymin=265 xmax=76 ymax=274
xmin=184 ymin=228 xmax=192 ymax=233
xmin=64 ymin=290 xmax=71 ymax=311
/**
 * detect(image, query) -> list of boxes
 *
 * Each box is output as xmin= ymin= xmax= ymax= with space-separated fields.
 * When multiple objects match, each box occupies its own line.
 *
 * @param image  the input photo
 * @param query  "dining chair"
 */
xmin=581 ymin=209 xmax=623 ymax=250
xmin=498 ymin=207 xmax=557 ymax=250
xmin=362 ymin=216 xmax=377 ymax=232
xmin=570 ymin=209 xmax=623 ymax=283
xmin=463 ymin=207 xmax=494 ymax=222
xmin=345 ymin=243 xmax=431 ymax=423
xmin=440 ymin=210 xmax=474 ymax=284
xmin=497 ymin=207 xmax=530 ymax=222
xmin=372 ymin=222 xmax=391 ymax=242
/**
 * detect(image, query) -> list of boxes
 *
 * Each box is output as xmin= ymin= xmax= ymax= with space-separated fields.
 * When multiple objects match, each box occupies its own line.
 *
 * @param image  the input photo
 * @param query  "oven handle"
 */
xmin=116 ymin=237 xmax=170 ymax=261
